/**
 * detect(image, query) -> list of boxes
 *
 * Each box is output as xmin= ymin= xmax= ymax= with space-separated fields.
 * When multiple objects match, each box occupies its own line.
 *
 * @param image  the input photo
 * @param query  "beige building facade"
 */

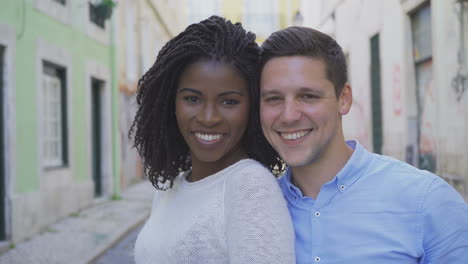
xmin=116 ymin=0 xmax=186 ymax=189
xmin=301 ymin=0 xmax=468 ymax=200
xmin=186 ymin=0 xmax=301 ymax=42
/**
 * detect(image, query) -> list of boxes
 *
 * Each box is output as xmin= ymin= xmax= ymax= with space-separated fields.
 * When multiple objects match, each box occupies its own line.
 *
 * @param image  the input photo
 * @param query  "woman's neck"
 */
xmin=187 ymin=146 xmax=248 ymax=182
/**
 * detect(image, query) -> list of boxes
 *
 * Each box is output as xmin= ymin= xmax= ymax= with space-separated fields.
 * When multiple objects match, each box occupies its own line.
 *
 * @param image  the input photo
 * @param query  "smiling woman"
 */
xmin=130 ymin=16 xmax=295 ymax=264
xmin=176 ymin=60 xmax=250 ymax=182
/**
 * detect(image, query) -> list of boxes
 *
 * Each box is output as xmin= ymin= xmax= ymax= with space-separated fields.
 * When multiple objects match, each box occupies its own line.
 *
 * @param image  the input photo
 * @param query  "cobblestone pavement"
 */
xmin=0 ymin=182 xmax=154 ymax=264
xmin=94 ymin=225 xmax=142 ymax=264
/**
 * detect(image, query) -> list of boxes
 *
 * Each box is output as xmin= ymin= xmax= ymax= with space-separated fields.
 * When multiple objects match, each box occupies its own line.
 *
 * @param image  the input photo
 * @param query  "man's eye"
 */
xmin=302 ymin=94 xmax=318 ymax=100
xmin=183 ymin=96 xmax=199 ymax=103
xmin=265 ymin=96 xmax=282 ymax=102
xmin=223 ymin=99 xmax=239 ymax=105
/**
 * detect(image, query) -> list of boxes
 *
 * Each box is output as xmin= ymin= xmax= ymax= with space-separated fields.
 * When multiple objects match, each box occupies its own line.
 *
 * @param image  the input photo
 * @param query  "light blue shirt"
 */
xmin=279 ymin=140 xmax=468 ymax=264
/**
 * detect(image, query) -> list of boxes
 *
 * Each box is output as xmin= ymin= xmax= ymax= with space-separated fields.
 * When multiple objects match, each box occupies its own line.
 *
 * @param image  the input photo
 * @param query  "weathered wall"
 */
xmin=301 ymin=0 xmax=468 ymax=200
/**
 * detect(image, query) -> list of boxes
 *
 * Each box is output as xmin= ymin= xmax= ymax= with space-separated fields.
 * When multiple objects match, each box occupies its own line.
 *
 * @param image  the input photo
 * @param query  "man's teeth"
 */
xmin=280 ymin=130 xmax=311 ymax=140
xmin=195 ymin=133 xmax=222 ymax=141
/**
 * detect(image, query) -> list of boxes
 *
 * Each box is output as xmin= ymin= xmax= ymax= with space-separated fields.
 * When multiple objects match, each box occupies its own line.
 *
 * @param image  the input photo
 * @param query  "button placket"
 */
xmin=311 ymin=207 xmax=322 ymax=264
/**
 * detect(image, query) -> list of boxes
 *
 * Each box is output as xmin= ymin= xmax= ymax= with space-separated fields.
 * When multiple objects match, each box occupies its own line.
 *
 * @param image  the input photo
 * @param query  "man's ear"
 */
xmin=338 ymin=82 xmax=352 ymax=115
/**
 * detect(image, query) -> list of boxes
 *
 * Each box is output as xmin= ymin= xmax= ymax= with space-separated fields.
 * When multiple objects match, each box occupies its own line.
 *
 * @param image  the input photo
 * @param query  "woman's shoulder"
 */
xmin=228 ymin=159 xmax=274 ymax=179
xmin=230 ymin=159 xmax=271 ymax=173
xmin=224 ymin=159 xmax=279 ymax=193
xmin=150 ymin=171 xmax=190 ymax=195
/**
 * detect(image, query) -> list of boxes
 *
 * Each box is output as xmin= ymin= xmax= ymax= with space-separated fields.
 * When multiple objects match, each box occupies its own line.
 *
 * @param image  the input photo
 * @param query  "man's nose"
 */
xmin=279 ymin=99 xmax=301 ymax=123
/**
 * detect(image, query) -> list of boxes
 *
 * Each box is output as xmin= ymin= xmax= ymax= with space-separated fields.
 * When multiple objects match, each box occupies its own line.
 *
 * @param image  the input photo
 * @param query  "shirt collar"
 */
xmin=334 ymin=140 xmax=371 ymax=193
xmin=284 ymin=168 xmax=303 ymax=199
xmin=279 ymin=140 xmax=371 ymax=200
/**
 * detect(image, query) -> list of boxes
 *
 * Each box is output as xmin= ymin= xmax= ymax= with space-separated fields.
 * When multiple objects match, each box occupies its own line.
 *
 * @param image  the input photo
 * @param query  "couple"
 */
xmin=131 ymin=16 xmax=468 ymax=264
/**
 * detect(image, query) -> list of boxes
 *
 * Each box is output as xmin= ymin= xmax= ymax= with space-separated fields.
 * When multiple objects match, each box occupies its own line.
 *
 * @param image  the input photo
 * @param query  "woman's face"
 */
xmin=175 ymin=60 xmax=250 ymax=169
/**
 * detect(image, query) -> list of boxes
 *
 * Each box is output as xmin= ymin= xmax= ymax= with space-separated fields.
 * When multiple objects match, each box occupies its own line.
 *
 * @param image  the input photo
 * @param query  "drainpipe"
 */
xmin=110 ymin=10 xmax=121 ymax=199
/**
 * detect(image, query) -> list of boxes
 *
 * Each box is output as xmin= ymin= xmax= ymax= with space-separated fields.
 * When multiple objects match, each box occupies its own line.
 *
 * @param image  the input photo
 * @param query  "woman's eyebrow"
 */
xmin=219 ymin=91 xmax=245 ymax=97
xmin=178 ymin=88 xmax=202 ymax=95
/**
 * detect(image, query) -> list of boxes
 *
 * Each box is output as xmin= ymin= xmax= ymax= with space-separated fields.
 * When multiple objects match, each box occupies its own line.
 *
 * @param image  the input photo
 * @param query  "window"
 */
xmin=188 ymin=0 xmax=220 ymax=24
xmin=411 ymin=5 xmax=432 ymax=64
xmin=243 ymin=0 xmax=278 ymax=38
xmin=89 ymin=2 xmax=106 ymax=29
xmin=34 ymin=0 xmax=71 ymax=25
xmin=86 ymin=1 xmax=111 ymax=44
xmin=370 ymin=34 xmax=383 ymax=154
xmin=42 ymin=62 xmax=68 ymax=167
xmin=0 ymin=45 xmax=5 ymax=240
xmin=53 ymin=0 xmax=66 ymax=5
xmin=410 ymin=3 xmax=436 ymax=172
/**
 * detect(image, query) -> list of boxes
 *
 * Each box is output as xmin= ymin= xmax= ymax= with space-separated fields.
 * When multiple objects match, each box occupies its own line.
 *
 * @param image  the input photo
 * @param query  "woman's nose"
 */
xmin=196 ymin=103 xmax=222 ymax=127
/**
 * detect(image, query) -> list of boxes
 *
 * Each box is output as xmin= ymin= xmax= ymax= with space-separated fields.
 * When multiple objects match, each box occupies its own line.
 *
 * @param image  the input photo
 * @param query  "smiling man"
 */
xmin=259 ymin=26 xmax=468 ymax=264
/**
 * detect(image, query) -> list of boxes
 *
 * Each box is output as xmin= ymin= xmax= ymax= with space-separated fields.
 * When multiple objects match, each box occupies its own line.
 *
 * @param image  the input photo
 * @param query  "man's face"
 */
xmin=260 ymin=56 xmax=351 ymax=168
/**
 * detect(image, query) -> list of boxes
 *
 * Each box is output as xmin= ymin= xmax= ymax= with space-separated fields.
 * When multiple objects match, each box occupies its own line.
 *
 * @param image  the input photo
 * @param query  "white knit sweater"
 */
xmin=134 ymin=159 xmax=295 ymax=264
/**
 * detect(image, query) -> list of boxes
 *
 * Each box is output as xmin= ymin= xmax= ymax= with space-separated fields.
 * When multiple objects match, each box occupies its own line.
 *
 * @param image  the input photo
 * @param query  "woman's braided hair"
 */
xmin=129 ymin=16 xmax=282 ymax=190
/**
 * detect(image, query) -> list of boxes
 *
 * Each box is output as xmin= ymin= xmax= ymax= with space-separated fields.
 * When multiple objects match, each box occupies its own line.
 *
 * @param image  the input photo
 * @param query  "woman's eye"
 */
xmin=223 ymin=98 xmax=239 ymax=105
xmin=183 ymin=96 xmax=199 ymax=103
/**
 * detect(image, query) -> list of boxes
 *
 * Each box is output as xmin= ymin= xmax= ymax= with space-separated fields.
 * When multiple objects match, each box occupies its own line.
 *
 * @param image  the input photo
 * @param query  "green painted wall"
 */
xmin=0 ymin=0 xmax=114 ymax=193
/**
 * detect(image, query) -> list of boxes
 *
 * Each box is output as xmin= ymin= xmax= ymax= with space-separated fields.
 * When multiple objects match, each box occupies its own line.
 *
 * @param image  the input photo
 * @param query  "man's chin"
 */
xmin=280 ymin=155 xmax=313 ymax=168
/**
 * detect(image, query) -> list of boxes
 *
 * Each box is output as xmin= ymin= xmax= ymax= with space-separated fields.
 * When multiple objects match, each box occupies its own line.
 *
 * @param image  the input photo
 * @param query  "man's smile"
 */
xmin=278 ymin=129 xmax=312 ymax=141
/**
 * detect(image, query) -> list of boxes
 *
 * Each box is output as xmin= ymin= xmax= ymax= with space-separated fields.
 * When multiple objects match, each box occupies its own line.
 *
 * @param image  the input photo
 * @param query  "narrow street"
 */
xmin=94 ymin=225 xmax=143 ymax=264
xmin=1 ymin=0 xmax=467 ymax=263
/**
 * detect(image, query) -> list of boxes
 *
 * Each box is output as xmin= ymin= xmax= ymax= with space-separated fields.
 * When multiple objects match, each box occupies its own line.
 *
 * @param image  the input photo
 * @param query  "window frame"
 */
xmin=34 ymin=0 xmax=72 ymax=25
xmin=41 ymin=61 xmax=68 ymax=168
xmin=86 ymin=1 xmax=111 ymax=45
xmin=242 ymin=0 xmax=279 ymax=39
xmin=36 ymin=39 xmax=73 ymax=171
xmin=187 ymin=0 xmax=221 ymax=24
xmin=1 ymin=22 xmax=17 ymax=241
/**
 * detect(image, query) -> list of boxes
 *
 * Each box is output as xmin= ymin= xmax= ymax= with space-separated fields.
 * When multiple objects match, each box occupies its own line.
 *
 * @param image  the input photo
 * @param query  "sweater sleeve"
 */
xmin=224 ymin=162 xmax=296 ymax=264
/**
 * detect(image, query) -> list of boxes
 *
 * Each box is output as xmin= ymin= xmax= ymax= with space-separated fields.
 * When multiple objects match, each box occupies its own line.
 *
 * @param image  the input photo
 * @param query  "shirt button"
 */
xmin=315 ymin=256 xmax=321 ymax=262
xmin=314 ymin=211 xmax=320 ymax=217
xmin=340 ymin=184 xmax=346 ymax=190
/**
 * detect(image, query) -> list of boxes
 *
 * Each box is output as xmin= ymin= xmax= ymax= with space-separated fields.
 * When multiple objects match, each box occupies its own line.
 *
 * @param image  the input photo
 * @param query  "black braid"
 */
xmin=129 ymin=16 xmax=283 ymax=190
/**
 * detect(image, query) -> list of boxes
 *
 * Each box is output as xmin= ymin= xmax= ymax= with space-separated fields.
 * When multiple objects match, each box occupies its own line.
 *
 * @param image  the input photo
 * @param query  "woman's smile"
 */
xmin=193 ymin=132 xmax=224 ymax=144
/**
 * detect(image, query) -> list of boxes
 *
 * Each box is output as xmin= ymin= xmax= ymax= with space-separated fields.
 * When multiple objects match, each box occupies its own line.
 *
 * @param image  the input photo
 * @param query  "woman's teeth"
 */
xmin=195 ymin=133 xmax=223 ymax=141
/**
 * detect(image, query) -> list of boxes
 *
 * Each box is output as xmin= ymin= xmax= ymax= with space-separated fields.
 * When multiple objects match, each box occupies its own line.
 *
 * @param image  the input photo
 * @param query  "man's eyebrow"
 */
xmin=260 ymin=90 xmax=281 ymax=97
xmin=178 ymin=88 xmax=202 ymax=95
xmin=298 ymin=87 xmax=322 ymax=93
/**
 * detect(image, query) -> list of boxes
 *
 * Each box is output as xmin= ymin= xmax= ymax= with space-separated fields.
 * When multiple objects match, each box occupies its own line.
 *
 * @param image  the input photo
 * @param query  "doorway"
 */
xmin=0 ymin=45 xmax=6 ymax=240
xmin=370 ymin=34 xmax=383 ymax=154
xmin=91 ymin=78 xmax=104 ymax=197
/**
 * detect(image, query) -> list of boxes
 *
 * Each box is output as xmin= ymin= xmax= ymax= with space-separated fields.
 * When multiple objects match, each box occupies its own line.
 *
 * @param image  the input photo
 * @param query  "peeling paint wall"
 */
xmin=301 ymin=0 xmax=468 ymax=200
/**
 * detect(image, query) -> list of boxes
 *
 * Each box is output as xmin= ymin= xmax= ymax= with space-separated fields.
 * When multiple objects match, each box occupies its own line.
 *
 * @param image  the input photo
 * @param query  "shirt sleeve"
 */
xmin=224 ymin=164 xmax=296 ymax=264
xmin=421 ymin=177 xmax=468 ymax=264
